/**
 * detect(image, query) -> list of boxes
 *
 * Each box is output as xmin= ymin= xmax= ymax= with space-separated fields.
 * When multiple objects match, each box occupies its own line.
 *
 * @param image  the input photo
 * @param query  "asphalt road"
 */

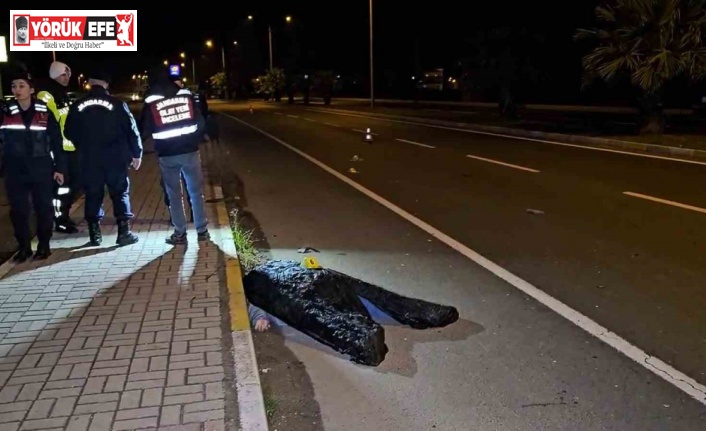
xmin=211 ymin=102 xmax=706 ymax=430
xmin=292 ymin=98 xmax=706 ymax=136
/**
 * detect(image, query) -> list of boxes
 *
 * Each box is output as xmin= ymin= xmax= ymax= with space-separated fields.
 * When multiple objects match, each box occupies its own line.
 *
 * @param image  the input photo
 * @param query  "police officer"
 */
xmin=154 ymin=73 xmax=194 ymax=223
xmin=64 ymin=70 xmax=142 ymax=247
xmin=141 ymin=67 xmax=209 ymax=245
xmin=0 ymin=68 xmax=66 ymax=262
xmin=37 ymin=61 xmax=81 ymax=234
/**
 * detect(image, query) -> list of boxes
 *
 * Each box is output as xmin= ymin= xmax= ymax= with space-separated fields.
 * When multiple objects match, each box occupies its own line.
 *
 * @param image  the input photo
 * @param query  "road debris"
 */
xmin=297 ymin=247 xmax=319 ymax=253
xmin=526 ymin=208 xmax=545 ymax=215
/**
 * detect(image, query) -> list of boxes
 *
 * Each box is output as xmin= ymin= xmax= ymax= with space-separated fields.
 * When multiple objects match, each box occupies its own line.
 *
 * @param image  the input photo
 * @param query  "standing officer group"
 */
xmin=65 ymin=70 xmax=142 ymax=247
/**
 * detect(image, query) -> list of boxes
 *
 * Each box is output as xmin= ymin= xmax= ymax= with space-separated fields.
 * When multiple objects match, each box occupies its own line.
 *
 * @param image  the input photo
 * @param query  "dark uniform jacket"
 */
xmin=140 ymin=81 xmax=205 ymax=158
xmin=64 ymin=86 xmax=143 ymax=165
xmin=0 ymin=99 xmax=66 ymax=176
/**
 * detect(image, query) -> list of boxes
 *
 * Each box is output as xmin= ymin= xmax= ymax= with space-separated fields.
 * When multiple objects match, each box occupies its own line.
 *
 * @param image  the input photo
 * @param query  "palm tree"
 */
xmin=576 ymin=0 xmax=706 ymax=134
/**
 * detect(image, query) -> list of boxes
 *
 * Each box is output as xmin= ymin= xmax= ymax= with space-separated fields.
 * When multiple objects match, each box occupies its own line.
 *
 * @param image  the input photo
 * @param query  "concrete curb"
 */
xmin=305 ymin=106 xmax=706 ymax=162
xmin=210 ymin=178 xmax=269 ymax=430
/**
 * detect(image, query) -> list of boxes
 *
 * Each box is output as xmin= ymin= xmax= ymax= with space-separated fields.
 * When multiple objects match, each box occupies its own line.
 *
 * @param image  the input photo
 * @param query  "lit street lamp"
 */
xmin=206 ymin=39 xmax=228 ymax=98
xmin=77 ymin=73 xmax=84 ymax=88
xmin=249 ymin=15 xmax=293 ymax=71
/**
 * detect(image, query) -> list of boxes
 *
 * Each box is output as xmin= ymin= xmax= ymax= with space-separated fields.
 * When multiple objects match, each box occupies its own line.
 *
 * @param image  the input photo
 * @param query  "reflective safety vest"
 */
xmin=145 ymin=89 xmax=199 ymax=141
xmin=37 ymin=90 xmax=75 ymax=151
xmin=0 ymin=101 xmax=55 ymax=159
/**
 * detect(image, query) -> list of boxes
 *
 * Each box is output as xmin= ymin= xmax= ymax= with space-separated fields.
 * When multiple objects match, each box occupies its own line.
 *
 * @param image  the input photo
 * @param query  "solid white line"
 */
xmin=287 ymin=115 xmax=299 ymax=118
xmin=274 ymin=112 xmax=283 ymax=115
xmin=304 ymin=108 xmax=706 ymax=167
xmin=396 ymin=138 xmax=436 ymax=149
xmin=624 ymin=192 xmax=706 ymax=214
xmin=324 ymin=122 xmax=341 ymax=128
xmin=303 ymin=117 xmax=317 ymax=122
xmin=221 ymin=112 xmax=706 ymax=407
xmin=467 ymin=154 xmax=540 ymax=173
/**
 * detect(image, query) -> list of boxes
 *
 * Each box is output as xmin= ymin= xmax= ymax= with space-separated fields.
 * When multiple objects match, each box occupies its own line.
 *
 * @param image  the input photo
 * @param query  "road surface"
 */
xmin=289 ymin=98 xmax=706 ymax=137
xmin=210 ymin=102 xmax=706 ymax=430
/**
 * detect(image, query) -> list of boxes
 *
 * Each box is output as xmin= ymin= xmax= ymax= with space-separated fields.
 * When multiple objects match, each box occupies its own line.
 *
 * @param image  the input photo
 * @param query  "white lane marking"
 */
xmin=303 ymin=117 xmax=317 ymax=122
xmin=274 ymin=112 xmax=283 ymax=115
xmin=304 ymin=108 xmax=706 ymax=167
xmin=221 ymin=111 xmax=706 ymax=407
xmin=353 ymin=128 xmax=379 ymax=135
xmin=396 ymin=138 xmax=436 ymax=149
xmin=287 ymin=115 xmax=299 ymax=119
xmin=624 ymin=192 xmax=706 ymax=214
xmin=467 ymin=154 xmax=540 ymax=173
xmin=324 ymin=122 xmax=341 ymax=128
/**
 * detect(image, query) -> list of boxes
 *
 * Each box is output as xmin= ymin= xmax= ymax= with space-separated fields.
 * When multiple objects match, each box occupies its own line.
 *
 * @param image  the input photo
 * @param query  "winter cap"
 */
xmin=88 ymin=69 xmax=111 ymax=84
xmin=15 ymin=16 xmax=28 ymax=29
xmin=49 ymin=61 xmax=71 ymax=79
xmin=147 ymin=66 xmax=171 ymax=87
xmin=8 ymin=68 xmax=34 ymax=87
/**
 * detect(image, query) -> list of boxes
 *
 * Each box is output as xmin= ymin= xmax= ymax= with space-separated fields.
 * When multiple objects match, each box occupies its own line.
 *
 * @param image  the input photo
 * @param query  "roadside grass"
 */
xmin=262 ymin=388 xmax=279 ymax=419
xmin=228 ymin=208 xmax=263 ymax=273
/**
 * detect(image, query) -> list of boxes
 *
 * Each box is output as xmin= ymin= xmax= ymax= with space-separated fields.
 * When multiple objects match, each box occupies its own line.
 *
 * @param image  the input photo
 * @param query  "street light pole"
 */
xmin=221 ymin=45 xmax=229 ymax=99
xmin=369 ymin=0 xmax=374 ymax=108
xmin=268 ymin=25 xmax=274 ymax=71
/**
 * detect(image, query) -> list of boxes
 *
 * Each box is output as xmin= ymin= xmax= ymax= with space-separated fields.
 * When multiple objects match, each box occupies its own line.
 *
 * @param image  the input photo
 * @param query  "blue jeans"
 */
xmin=158 ymin=151 xmax=208 ymax=236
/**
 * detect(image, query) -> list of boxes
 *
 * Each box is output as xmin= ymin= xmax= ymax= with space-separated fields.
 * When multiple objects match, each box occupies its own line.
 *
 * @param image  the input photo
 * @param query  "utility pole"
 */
xmin=369 ymin=0 xmax=374 ymax=108
xmin=221 ymin=45 xmax=229 ymax=99
xmin=268 ymin=25 xmax=274 ymax=71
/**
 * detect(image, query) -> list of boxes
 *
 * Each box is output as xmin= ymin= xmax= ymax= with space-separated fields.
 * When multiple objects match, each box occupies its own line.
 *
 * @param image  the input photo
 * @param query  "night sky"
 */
xmin=0 ymin=2 xmax=661 ymax=104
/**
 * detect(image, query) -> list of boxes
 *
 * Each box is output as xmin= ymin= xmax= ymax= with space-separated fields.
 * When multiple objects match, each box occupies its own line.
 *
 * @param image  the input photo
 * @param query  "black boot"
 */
xmin=34 ymin=243 xmax=51 ymax=260
xmin=13 ymin=245 xmax=33 ymax=263
xmin=88 ymin=222 xmax=103 ymax=246
xmin=116 ymin=220 xmax=139 ymax=246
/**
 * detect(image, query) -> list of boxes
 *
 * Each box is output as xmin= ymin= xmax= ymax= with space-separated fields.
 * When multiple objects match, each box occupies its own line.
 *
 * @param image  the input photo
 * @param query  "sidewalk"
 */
xmin=0 ymin=151 xmax=258 ymax=430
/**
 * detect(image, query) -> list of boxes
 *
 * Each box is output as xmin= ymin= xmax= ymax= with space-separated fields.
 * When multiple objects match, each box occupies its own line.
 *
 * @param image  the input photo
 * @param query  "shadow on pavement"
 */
xmin=2 ymin=243 xmax=122 ymax=277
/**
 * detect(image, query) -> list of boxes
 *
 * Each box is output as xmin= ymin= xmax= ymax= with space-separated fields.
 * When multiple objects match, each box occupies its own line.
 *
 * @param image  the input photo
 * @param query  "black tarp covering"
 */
xmin=243 ymin=260 xmax=460 ymax=366
xmin=243 ymin=260 xmax=388 ymax=366
xmin=327 ymin=269 xmax=460 ymax=329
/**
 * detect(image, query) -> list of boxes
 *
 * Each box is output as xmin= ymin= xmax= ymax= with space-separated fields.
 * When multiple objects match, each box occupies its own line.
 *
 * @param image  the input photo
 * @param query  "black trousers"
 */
xmin=53 ymin=150 xmax=81 ymax=221
xmin=4 ymin=157 xmax=55 ymax=249
xmin=83 ymin=163 xmax=133 ymax=223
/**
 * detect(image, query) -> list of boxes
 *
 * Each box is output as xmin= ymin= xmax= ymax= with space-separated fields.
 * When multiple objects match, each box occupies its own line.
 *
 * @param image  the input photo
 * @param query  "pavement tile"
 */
xmin=0 ymin=153 xmax=231 ymax=430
